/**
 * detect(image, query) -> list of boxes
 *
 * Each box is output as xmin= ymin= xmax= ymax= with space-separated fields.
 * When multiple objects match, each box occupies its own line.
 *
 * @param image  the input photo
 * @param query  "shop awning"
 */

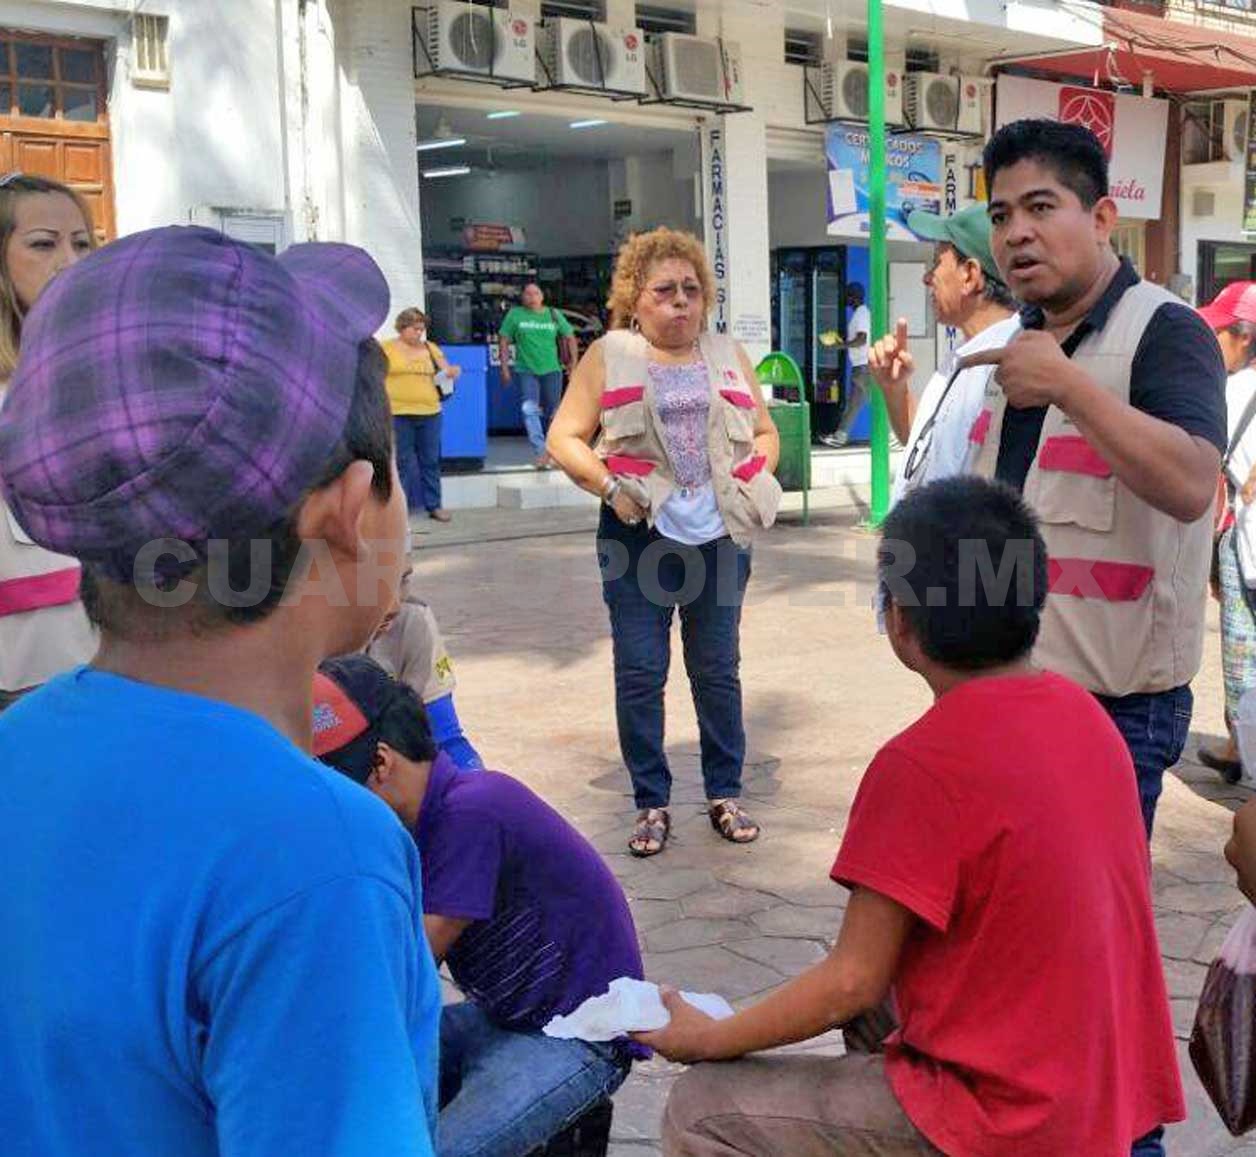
xmin=997 ymin=5 xmax=1256 ymax=95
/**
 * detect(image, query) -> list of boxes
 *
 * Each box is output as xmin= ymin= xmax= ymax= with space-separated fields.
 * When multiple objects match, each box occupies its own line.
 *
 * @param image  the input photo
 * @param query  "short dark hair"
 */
xmin=983 ymin=119 xmax=1109 ymax=209
xmin=879 ymin=476 xmax=1048 ymax=671
xmin=81 ymin=339 xmax=395 ymax=637
xmin=316 ymin=658 xmax=437 ymax=784
xmin=847 ymin=282 xmax=865 ymax=299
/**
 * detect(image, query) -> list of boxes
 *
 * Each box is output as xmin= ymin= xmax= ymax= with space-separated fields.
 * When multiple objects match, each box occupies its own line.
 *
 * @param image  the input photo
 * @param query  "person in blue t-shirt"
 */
xmin=313 ymin=655 xmax=642 ymax=1157
xmin=0 ymin=228 xmax=441 ymax=1157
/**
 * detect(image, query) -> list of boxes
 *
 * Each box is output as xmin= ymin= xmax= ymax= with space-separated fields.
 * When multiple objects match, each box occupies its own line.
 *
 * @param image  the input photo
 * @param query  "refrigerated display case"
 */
xmin=771 ymin=246 xmax=852 ymax=442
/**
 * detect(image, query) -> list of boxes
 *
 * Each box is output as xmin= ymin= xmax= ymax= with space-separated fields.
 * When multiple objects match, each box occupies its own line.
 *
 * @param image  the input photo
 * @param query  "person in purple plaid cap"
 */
xmin=0 ymin=226 xmax=441 ymax=1157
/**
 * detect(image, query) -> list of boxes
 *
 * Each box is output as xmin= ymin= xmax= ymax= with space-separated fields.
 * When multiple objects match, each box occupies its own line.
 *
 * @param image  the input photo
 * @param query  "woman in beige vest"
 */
xmin=0 ymin=174 xmax=97 ymax=709
xmin=548 ymin=229 xmax=781 ymax=857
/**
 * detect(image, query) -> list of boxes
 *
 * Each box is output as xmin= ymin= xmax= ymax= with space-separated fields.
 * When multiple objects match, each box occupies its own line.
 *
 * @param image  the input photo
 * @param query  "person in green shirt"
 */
xmin=498 ymin=284 xmax=578 ymax=468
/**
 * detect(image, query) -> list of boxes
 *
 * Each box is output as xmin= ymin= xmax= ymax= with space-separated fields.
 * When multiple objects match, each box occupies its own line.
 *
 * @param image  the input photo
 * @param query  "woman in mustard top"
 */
xmin=385 ymin=307 xmax=460 ymax=522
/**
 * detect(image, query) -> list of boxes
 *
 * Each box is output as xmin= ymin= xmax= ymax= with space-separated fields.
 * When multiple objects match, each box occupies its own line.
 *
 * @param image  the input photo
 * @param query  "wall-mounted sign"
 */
xmin=613 ymin=199 xmax=633 ymax=219
xmin=462 ymin=223 xmax=526 ymax=251
xmin=732 ymin=313 xmax=769 ymax=345
xmin=995 ymin=76 xmax=1168 ymax=220
xmin=701 ymin=123 xmax=730 ymax=335
xmin=824 ymin=124 xmax=942 ymax=241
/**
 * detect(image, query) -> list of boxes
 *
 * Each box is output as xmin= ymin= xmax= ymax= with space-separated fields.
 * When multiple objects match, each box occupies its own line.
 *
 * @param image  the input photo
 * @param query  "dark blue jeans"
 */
xmin=598 ymin=506 xmax=751 ymax=810
xmin=438 ymin=1002 xmax=628 ymax=1157
xmin=518 ymin=370 xmax=564 ymax=456
xmin=394 ymin=413 xmax=443 ymax=512
xmin=1095 ymin=684 xmax=1193 ymax=840
xmin=1095 ymin=683 xmax=1193 ymax=1157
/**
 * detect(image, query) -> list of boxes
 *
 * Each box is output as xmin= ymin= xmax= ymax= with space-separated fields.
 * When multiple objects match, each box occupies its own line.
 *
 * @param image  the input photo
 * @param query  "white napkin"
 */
xmin=542 ymin=977 xmax=734 ymax=1043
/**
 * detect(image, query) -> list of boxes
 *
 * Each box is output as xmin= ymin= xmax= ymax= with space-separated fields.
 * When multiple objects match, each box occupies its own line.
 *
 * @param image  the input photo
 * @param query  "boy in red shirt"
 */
xmin=638 ymin=476 xmax=1184 ymax=1156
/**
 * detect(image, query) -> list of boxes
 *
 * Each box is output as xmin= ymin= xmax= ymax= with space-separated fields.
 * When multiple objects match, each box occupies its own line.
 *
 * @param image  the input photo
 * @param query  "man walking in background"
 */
xmin=499 ymin=283 xmax=578 ymax=469
xmin=819 ymin=282 xmax=870 ymax=448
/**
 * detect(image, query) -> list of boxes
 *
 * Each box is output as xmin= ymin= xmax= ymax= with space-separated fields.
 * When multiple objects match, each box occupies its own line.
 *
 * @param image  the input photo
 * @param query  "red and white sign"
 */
xmin=995 ymin=75 xmax=1168 ymax=220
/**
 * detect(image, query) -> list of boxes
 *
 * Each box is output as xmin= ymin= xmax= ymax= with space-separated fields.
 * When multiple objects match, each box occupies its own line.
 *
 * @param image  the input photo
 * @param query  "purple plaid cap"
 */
xmin=0 ymin=226 xmax=389 ymax=578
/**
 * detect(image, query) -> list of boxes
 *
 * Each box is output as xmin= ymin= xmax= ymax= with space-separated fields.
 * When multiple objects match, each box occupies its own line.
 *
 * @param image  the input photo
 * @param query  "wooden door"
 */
xmin=0 ymin=30 xmax=114 ymax=242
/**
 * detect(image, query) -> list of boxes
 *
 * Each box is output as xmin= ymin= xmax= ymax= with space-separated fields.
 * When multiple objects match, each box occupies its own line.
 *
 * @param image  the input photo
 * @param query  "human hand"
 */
xmin=633 ymin=988 xmax=717 ymax=1063
xmin=1226 ymin=799 xmax=1256 ymax=906
xmin=868 ymin=318 xmax=914 ymax=394
xmin=959 ymin=330 xmax=1076 ymax=410
xmin=611 ymin=488 xmax=648 ymax=527
xmin=449 ymin=364 xmax=462 ymax=381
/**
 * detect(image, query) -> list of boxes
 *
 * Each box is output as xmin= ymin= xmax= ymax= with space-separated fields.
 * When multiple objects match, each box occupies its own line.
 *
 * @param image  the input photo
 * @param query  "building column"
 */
xmin=691 ymin=2 xmax=777 ymax=363
xmin=326 ymin=0 xmax=426 ymax=320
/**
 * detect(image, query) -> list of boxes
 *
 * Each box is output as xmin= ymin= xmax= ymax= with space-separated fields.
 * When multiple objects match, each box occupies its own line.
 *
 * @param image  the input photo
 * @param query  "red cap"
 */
xmin=311 ymin=671 xmax=371 ymax=756
xmin=1199 ymin=281 xmax=1256 ymax=330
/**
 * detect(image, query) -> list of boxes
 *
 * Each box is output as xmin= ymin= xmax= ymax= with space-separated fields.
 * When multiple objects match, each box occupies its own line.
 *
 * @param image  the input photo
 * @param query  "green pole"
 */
xmin=866 ymin=0 xmax=890 ymax=526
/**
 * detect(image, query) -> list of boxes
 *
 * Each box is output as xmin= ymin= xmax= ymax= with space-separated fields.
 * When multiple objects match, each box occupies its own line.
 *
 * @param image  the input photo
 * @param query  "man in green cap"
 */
xmin=868 ymin=202 xmax=1019 ymax=504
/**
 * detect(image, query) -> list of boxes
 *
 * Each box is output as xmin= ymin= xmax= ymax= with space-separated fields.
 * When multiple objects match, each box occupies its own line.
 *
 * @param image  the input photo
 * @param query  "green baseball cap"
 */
xmin=906 ymin=203 xmax=1004 ymax=287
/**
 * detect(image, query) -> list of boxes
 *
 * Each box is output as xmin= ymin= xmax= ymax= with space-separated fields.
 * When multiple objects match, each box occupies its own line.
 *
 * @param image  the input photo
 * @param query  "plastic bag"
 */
xmin=1235 ymin=689 xmax=1256 ymax=788
xmin=1190 ymin=906 xmax=1256 ymax=1135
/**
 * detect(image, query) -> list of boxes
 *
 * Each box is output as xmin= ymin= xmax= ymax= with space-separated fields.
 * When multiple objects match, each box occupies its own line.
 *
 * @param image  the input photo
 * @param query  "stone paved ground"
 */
xmin=412 ymin=505 xmax=1256 ymax=1156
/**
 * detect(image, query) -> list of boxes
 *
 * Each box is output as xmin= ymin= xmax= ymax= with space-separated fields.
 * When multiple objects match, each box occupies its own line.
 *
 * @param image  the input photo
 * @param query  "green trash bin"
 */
xmin=756 ymin=352 xmax=811 ymax=526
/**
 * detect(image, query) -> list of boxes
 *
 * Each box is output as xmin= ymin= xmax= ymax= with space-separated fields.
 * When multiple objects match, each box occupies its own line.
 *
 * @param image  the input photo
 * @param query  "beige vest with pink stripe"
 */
xmin=596 ymin=330 xmax=782 ymax=547
xmin=969 ymin=280 xmax=1211 ymax=698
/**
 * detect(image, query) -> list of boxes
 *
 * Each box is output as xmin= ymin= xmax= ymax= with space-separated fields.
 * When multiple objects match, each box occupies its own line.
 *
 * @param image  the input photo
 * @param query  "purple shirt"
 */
xmin=415 ymin=755 xmax=643 ymax=1030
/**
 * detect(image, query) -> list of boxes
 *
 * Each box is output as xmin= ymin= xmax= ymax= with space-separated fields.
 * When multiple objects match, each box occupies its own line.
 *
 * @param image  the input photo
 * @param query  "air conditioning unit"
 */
xmin=651 ymin=33 xmax=744 ymax=106
xmin=1219 ymin=98 xmax=1249 ymax=163
xmin=820 ymin=60 xmax=904 ymax=124
xmin=538 ymin=19 xmax=646 ymax=94
xmin=957 ymin=75 xmax=989 ymax=135
xmin=421 ymin=1 xmax=535 ymax=84
xmin=905 ymin=72 xmax=959 ymax=132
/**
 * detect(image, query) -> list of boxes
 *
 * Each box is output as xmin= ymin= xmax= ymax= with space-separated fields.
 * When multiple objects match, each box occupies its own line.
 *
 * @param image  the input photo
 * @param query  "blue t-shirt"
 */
xmin=0 ymin=668 xmax=441 ymax=1157
xmin=417 ymin=756 xmax=642 ymax=1031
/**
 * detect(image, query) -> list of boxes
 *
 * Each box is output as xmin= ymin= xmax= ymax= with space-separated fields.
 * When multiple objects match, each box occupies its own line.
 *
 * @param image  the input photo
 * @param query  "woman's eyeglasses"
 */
xmin=645 ymin=281 xmax=703 ymax=304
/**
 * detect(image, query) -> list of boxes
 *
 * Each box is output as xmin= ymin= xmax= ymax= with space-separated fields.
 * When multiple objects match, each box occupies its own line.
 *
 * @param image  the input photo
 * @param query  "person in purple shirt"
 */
xmin=313 ymin=655 xmax=643 ymax=1157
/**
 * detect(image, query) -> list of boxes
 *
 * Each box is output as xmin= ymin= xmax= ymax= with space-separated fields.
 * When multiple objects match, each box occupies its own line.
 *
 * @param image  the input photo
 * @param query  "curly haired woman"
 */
xmin=547 ymin=228 xmax=781 ymax=857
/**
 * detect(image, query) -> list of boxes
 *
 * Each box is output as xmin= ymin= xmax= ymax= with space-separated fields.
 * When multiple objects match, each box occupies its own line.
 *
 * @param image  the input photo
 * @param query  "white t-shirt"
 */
xmin=890 ymin=315 xmax=1022 ymax=507
xmin=848 ymin=305 xmax=871 ymax=368
xmin=1226 ymin=367 xmax=1256 ymax=489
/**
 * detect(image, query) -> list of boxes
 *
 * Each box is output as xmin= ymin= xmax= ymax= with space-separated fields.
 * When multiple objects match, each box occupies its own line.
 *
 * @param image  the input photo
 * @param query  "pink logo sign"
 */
xmin=625 ymin=33 xmax=639 ymax=50
xmin=1058 ymin=86 xmax=1115 ymax=157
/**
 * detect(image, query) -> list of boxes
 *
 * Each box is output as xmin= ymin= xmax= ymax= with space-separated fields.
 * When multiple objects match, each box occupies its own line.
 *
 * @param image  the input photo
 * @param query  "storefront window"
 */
xmin=62 ymin=87 xmax=97 ymax=122
xmin=0 ymin=37 xmax=104 ymax=124
xmin=14 ymin=43 xmax=52 ymax=80
xmin=59 ymin=48 xmax=96 ymax=85
xmin=1199 ymin=241 xmax=1256 ymax=305
xmin=17 ymin=84 xmax=52 ymax=118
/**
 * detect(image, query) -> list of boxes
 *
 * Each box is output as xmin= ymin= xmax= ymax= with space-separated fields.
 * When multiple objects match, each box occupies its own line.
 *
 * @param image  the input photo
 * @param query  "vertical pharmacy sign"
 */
xmin=702 ymin=122 xmax=730 ymax=334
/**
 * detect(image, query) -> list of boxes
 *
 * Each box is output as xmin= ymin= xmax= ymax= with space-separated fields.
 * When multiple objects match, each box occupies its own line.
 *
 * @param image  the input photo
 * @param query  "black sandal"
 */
xmin=1199 ymin=746 xmax=1244 ymax=785
xmin=629 ymin=808 xmax=670 ymax=857
xmin=708 ymin=799 xmax=760 ymax=844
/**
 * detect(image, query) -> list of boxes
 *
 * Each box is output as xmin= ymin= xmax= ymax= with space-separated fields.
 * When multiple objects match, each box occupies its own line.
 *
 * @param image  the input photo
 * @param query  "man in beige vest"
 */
xmin=964 ymin=119 xmax=1224 ymax=848
xmin=963 ymin=117 xmax=1226 ymax=1157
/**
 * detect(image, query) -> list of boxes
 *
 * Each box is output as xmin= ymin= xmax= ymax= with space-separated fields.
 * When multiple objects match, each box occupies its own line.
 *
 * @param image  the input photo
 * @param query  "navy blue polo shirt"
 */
xmin=996 ymin=259 xmax=1227 ymax=491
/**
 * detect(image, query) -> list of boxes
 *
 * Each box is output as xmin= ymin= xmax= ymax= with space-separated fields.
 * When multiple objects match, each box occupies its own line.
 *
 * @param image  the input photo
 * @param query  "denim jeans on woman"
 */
xmin=394 ymin=412 xmax=443 ymax=512
xmin=437 ymin=1002 xmax=629 ymax=1157
xmin=1093 ymin=683 xmax=1193 ymax=1157
xmin=597 ymin=505 xmax=751 ymax=810
xmin=518 ymin=370 xmax=564 ymax=457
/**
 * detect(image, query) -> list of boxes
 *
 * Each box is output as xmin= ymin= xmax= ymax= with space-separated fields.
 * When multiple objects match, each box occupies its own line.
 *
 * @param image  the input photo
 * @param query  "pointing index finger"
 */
xmin=894 ymin=317 xmax=908 ymax=348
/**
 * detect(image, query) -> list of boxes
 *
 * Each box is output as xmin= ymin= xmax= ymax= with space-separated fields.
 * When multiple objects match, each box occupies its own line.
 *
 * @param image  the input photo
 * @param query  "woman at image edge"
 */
xmin=0 ymin=173 xmax=97 ymax=710
xmin=547 ymin=228 xmax=781 ymax=857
